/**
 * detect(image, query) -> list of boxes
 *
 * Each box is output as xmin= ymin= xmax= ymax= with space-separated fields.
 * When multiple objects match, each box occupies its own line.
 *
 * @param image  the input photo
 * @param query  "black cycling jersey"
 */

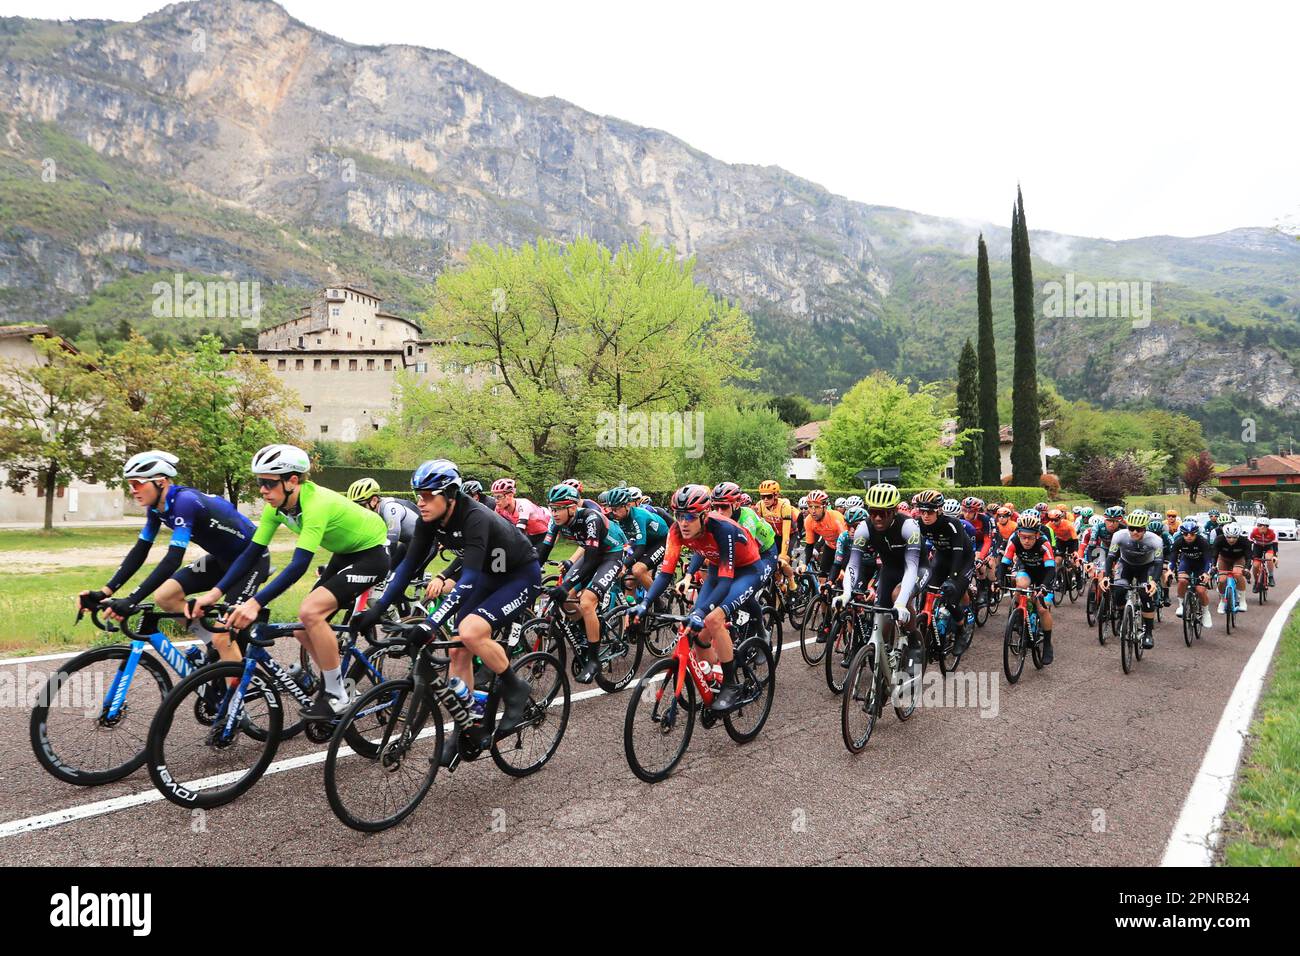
xmin=1214 ymin=535 xmax=1250 ymax=562
xmin=1170 ymin=532 xmax=1213 ymax=565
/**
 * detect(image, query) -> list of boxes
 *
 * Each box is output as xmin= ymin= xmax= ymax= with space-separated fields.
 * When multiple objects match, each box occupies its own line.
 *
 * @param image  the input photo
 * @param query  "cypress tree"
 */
xmin=955 ymin=337 xmax=981 ymax=486
xmin=1010 ymin=187 xmax=1041 ymax=486
xmin=976 ymin=233 xmax=1000 ymax=483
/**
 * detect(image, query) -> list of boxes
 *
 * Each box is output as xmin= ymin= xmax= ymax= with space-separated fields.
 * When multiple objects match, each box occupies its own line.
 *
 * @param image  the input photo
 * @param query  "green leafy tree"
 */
xmin=816 ymin=372 xmax=962 ymax=487
xmin=954 ymin=338 xmax=981 ymax=485
xmin=1010 ymin=188 xmax=1042 ymax=485
xmin=976 ymin=233 xmax=1001 ymax=483
xmin=409 ymin=233 xmax=754 ymax=488
xmin=768 ymin=393 xmax=814 ymax=427
xmin=0 ymin=336 xmax=127 ymax=528
xmin=680 ymin=404 xmax=793 ymax=488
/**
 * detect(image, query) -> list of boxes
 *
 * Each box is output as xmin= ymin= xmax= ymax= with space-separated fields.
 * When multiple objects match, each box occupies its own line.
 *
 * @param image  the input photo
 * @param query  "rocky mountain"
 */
xmin=2 ymin=0 xmax=1298 ymax=451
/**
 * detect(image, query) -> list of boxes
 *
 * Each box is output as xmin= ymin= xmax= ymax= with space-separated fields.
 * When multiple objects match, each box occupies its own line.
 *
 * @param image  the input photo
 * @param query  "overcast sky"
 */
xmin=4 ymin=0 xmax=1296 ymax=240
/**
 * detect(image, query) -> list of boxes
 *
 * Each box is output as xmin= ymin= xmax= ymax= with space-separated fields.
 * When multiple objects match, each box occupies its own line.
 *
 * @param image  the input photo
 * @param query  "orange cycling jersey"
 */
xmin=804 ymin=508 xmax=847 ymax=547
xmin=1052 ymin=519 xmax=1076 ymax=543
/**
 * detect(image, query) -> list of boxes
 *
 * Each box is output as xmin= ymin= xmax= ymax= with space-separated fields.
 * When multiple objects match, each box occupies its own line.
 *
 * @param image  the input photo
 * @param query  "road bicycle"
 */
xmin=840 ymin=603 xmax=923 ymax=754
xmin=973 ymin=558 xmax=1002 ymax=627
xmin=324 ymin=620 xmax=570 ymax=831
xmin=623 ymin=613 xmax=775 ymax=782
xmin=144 ymin=606 xmax=397 ymax=809
xmin=799 ymin=579 xmax=834 ymax=665
xmin=1114 ymin=581 xmax=1155 ymax=675
xmin=30 ymin=598 xmax=227 ymax=786
xmin=1180 ymin=572 xmax=1209 ymax=647
xmin=516 ymin=597 xmax=642 ymax=693
xmin=1219 ymin=570 xmax=1241 ymax=635
xmin=822 ymin=591 xmax=876 ymax=694
xmin=915 ymin=584 xmax=968 ymax=677
xmin=1002 ymin=586 xmax=1048 ymax=684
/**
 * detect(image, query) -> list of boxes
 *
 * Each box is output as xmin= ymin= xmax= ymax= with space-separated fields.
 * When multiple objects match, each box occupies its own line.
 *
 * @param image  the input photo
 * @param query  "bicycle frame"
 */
xmin=101 ymin=629 xmax=201 ymax=722
xmin=670 ymin=625 xmax=716 ymax=708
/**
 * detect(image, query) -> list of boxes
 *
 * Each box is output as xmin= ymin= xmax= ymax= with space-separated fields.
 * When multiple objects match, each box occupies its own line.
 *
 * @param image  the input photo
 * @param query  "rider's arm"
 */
xmin=559 ymin=511 xmax=606 ymax=591
xmin=1041 ymin=543 xmax=1057 ymax=590
xmin=893 ymin=519 xmax=923 ymax=611
xmin=534 ymin=519 xmax=559 ymax=565
xmin=104 ymin=511 xmax=162 ymax=593
xmin=213 ymin=540 xmax=268 ymax=597
xmin=642 ymin=528 xmax=681 ymax=605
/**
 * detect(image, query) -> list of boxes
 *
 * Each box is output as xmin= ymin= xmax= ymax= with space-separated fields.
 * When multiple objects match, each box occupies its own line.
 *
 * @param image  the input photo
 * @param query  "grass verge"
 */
xmin=1220 ymin=605 xmax=1300 ymax=865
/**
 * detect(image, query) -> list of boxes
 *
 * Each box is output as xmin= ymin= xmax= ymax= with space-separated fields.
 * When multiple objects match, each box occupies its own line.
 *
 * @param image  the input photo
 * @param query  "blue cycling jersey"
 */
xmin=616 ymin=505 xmax=670 ymax=548
xmin=139 ymin=486 xmax=254 ymax=562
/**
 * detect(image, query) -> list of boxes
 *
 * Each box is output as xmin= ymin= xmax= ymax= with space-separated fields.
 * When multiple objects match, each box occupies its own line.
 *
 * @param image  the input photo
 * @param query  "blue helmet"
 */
xmin=411 ymin=459 xmax=460 ymax=494
xmin=844 ymin=506 xmax=868 ymax=526
xmin=1179 ymin=519 xmax=1199 ymax=535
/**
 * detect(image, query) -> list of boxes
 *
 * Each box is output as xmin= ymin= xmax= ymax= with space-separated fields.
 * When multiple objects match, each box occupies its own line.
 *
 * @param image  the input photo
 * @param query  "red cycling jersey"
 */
xmin=659 ymin=513 xmax=760 ymax=579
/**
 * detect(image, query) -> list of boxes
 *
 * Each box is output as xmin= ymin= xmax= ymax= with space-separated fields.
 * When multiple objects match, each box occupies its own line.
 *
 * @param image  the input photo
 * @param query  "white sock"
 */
xmin=323 ymin=667 xmax=345 ymax=697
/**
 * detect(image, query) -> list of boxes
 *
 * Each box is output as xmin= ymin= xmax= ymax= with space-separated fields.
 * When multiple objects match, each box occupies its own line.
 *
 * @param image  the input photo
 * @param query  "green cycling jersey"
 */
xmin=252 ymin=481 xmax=387 ymax=555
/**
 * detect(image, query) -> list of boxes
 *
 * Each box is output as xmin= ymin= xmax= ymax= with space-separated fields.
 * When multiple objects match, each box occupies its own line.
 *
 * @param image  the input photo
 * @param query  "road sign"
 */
xmin=855 ymin=466 xmax=901 ymax=487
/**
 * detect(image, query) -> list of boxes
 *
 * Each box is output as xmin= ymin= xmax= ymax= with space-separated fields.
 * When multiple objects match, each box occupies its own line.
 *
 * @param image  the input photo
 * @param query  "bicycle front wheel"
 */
xmin=145 ymin=662 xmax=283 ymax=810
xmin=824 ymin=612 xmax=854 ymax=694
xmin=841 ymin=643 xmax=879 ymax=754
xmin=800 ymin=595 xmax=831 ymax=665
xmin=31 ymin=645 xmax=172 ymax=786
xmin=624 ymin=657 xmax=695 ymax=783
xmin=724 ymin=638 xmax=775 ymax=743
xmin=1003 ymin=609 xmax=1027 ymax=684
xmin=1120 ymin=606 xmax=1136 ymax=674
xmin=492 ymin=651 xmax=570 ymax=777
xmin=324 ymin=677 xmax=439 ymax=832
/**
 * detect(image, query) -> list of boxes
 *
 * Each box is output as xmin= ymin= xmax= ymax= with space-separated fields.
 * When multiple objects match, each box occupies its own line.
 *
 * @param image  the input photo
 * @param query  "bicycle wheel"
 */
xmin=623 ymin=657 xmax=695 ymax=783
xmin=893 ymin=631 xmax=922 ymax=722
xmin=974 ymin=585 xmax=990 ymax=627
xmin=29 ymin=645 xmax=172 ymax=786
xmin=593 ymin=613 xmax=643 ymax=693
xmin=1225 ymin=589 xmax=1235 ymax=635
xmin=1182 ymin=595 xmax=1196 ymax=647
xmin=1030 ymin=623 xmax=1044 ymax=670
xmin=491 ymin=651 xmax=570 ymax=777
xmin=841 ymin=643 xmax=879 ymax=753
xmin=799 ymin=595 xmax=831 ymax=665
xmin=145 ymin=662 xmax=283 ymax=809
xmin=763 ymin=604 xmax=783 ymax=666
xmin=724 ymin=637 xmax=776 ymax=743
xmin=786 ymin=575 xmax=813 ymax=629
xmin=1085 ymin=580 xmax=1098 ymax=628
xmin=1067 ymin=565 xmax=1081 ymax=603
xmin=324 ymin=677 xmax=439 ymax=832
xmin=824 ymin=612 xmax=854 ymax=694
xmin=1120 ymin=605 xmax=1135 ymax=674
xmin=1003 ymin=608 xmax=1027 ymax=684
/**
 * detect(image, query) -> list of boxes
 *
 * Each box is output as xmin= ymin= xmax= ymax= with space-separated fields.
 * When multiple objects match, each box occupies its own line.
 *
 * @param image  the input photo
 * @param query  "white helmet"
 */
xmin=1257 ymin=518 xmax=1270 ymax=527
xmin=250 ymin=444 xmax=310 ymax=476
xmin=123 ymin=450 xmax=178 ymax=480
xmin=942 ymin=498 xmax=962 ymax=517
xmin=1223 ymin=523 xmax=1241 ymax=537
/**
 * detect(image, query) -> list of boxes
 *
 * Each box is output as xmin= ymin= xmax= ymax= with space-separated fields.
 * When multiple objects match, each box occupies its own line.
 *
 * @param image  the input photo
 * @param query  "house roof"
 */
xmin=792 ymin=420 xmax=825 ymax=448
xmin=1218 ymin=455 xmax=1300 ymax=479
xmin=0 ymin=324 xmax=79 ymax=354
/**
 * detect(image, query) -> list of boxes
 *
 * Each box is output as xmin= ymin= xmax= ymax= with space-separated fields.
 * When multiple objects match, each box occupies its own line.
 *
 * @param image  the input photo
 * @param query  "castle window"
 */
xmin=313 ymin=359 xmax=322 ymax=370
xmin=349 ymin=359 xmax=358 ymax=371
xmin=367 ymin=358 xmax=375 ymax=370
xmin=277 ymin=359 xmax=286 ymax=370
xmin=331 ymin=358 xmax=340 ymax=370
xmin=295 ymin=358 xmax=304 ymax=370
xmin=303 ymin=405 xmax=312 ymax=413
xmin=384 ymin=358 xmax=392 ymax=370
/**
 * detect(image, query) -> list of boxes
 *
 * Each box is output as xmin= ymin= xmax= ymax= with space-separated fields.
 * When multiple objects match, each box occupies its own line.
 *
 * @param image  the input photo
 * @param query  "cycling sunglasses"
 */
xmin=257 ymin=477 xmax=284 ymax=489
xmin=674 ymin=510 xmax=702 ymax=522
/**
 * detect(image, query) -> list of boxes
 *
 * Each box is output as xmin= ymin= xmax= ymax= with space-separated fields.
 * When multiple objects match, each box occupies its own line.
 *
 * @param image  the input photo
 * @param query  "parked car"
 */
xmin=1270 ymin=518 xmax=1297 ymax=541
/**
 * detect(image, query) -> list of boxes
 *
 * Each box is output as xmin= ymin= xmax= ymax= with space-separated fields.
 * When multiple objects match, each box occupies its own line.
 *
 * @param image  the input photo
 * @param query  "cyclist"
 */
xmin=86 ymin=450 xmax=267 ymax=665
xmin=633 ymin=484 xmax=765 ymax=713
xmin=1203 ymin=509 xmax=1224 ymax=544
xmin=827 ymin=505 xmax=871 ymax=586
xmin=1163 ymin=509 xmax=1180 ymax=539
xmin=755 ymin=479 xmax=798 ymax=592
xmin=1048 ymin=508 xmax=1077 ymax=585
xmin=1101 ymin=510 xmax=1165 ymax=649
xmin=535 ymin=483 xmax=629 ymax=684
xmin=1170 ymin=519 xmax=1214 ymax=629
xmin=1214 ymin=523 xmax=1251 ymax=613
xmin=346 ymin=477 xmax=420 ymax=567
xmin=913 ymin=491 xmax=977 ymax=642
xmin=710 ymin=482 xmax=777 ymax=641
xmin=491 ymin=478 xmax=551 ymax=546
xmin=1148 ymin=514 xmax=1176 ymax=606
xmin=461 ymin=479 xmax=487 ymax=505
xmin=349 ymin=459 xmax=540 ymax=761
xmin=802 ymin=490 xmax=848 ymax=587
xmin=607 ymin=485 xmax=671 ymax=591
xmin=838 ymin=485 xmax=923 ymax=673
xmin=190 ymin=445 xmax=389 ymax=718
xmin=962 ymin=497 xmax=998 ymax=607
xmin=998 ymin=510 xmax=1057 ymax=664
xmin=1249 ymin=519 xmax=1279 ymax=588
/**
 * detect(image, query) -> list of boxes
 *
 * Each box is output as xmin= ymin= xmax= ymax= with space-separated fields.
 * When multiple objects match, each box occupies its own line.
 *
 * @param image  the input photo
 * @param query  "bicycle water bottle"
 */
xmin=470 ymin=689 xmax=489 ymax=718
xmin=448 ymin=677 xmax=473 ymax=714
xmin=935 ymin=605 xmax=950 ymax=636
xmin=184 ymin=645 xmax=207 ymax=668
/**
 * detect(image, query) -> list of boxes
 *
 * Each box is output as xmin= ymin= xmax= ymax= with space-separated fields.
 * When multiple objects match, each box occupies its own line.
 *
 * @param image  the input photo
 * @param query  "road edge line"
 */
xmin=1160 ymin=579 xmax=1300 ymax=867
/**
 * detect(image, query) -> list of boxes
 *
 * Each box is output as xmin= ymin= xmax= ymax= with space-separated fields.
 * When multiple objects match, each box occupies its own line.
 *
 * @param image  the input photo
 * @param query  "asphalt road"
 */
xmin=0 ymin=548 xmax=1292 ymax=866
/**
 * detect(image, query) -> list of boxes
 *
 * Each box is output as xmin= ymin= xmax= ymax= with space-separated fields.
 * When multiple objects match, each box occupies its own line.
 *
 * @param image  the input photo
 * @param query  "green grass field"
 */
xmin=1221 ymin=607 xmax=1300 ymax=865
xmin=0 ymin=529 xmax=577 ymax=654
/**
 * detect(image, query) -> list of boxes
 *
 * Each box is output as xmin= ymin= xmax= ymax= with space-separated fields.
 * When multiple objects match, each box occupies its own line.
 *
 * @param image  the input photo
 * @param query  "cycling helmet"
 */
xmin=412 ymin=459 xmax=461 ymax=494
xmin=844 ymin=506 xmax=868 ymax=526
xmin=806 ymin=490 xmax=829 ymax=507
xmin=864 ymin=483 xmax=901 ymax=509
xmin=562 ymin=478 xmax=583 ymax=494
xmin=942 ymin=498 xmax=962 ymax=517
xmin=1146 ymin=515 xmax=1164 ymax=531
xmin=627 ymin=486 xmax=643 ymax=501
xmin=1103 ymin=506 xmax=1125 ymax=520
xmin=843 ymin=495 xmax=864 ymax=511
xmin=834 ymin=497 xmax=847 ymax=510
xmin=1071 ymin=506 xmax=1082 ymax=515
xmin=1034 ymin=501 xmax=1049 ymax=512
xmin=1258 ymin=518 xmax=1270 ymax=527
xmin=1017 ymin=512 xmax=1041 ymax=531
xmin=462 ymin=480 xmax=483 ymax=498
xmin=758 ymin=479 xmax=781 ymax=495
xmin=962 ymin=496 xmax=983 ymax=511
xmin=671 ymin=484 xmax=713 ymax=515
xmin=1047 ymin=509 xmax=1064 ymax=522
xmin=251 ymin=444 xmax=310 ymax=476
xmin=547 ymin=483 xmax=580 ymax=505
xmin=491 ymin=478 xmax=516 ymax=495
xmin=123 ymin=449 xmax=178 ymax=480
xmin=739 ymin=493 xmax=753 ymax=507
xmin=913 ymin=489 xmax=944 ymax=511
xmin=797 ymin=496 xmax=809 ymax=510
xmin=596 ymin=490 xmax=611 ymax=505
xmin=1081 ymin=507 xmax=1094 ymax=519
xmin=996 ymin=506 xmax=1014 ymax=520
xmin=605 ymin=487 xmax=633 ymax=507
xmin=346 ymin=477 xmax=381 ymax=502
xmin=712 ymin=481 xmax=743 ymax=505
xmin=1179 ymin=520 xmax=1199 ymax=535
xmin=1208 ymin=509 xmax=1221 ymax=518
xmin=1125 ymin=510 xmax=1148 ymax=531
xmin=1222 ymin=522 xmax=1241 ymax=537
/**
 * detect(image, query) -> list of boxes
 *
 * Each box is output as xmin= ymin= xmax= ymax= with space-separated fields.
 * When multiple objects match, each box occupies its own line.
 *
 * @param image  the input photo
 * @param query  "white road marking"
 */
xmin=1161 ymin=580 xmax=1300 ymax=866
